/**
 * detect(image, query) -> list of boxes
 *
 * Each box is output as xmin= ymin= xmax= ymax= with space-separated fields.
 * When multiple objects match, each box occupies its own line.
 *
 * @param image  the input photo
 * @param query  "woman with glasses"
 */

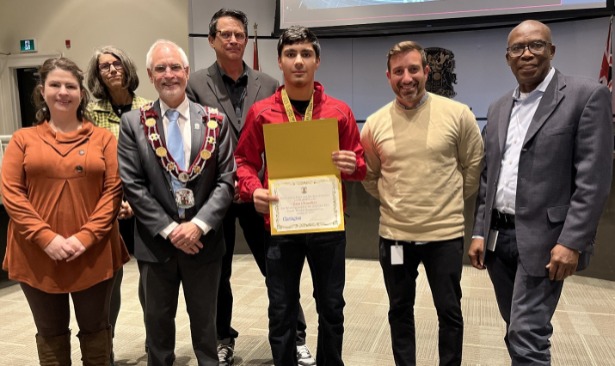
xmin=1 ymin=57 xmax=128 ymax=365
xmin=86 ymin=46 xmax=149 ymax=365
xmin=87 ymin=46 xmax=150 ymax=138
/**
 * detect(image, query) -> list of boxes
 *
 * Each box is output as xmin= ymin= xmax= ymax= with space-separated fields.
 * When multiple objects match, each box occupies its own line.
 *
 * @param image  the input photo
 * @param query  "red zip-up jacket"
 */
xmin=235 ymin=82 xmax=366 ymax=229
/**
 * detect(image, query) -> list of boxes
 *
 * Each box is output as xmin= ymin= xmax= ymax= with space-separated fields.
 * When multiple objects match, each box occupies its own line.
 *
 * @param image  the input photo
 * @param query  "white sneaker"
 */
xmin=217 ymin=342 xmax=235 ymax=366
xmin=296 ymin=344 xmax=316 ymax=366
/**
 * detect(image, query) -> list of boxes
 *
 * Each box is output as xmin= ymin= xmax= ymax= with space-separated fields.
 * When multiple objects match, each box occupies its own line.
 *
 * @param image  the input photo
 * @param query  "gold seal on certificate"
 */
xmin=269 ymin=175 xmax=344 ymax=235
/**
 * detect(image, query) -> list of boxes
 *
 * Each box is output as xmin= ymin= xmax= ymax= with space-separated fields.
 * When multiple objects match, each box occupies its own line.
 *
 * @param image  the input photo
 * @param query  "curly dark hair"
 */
xmin=32 ymin=57 xmax=90 ymax=124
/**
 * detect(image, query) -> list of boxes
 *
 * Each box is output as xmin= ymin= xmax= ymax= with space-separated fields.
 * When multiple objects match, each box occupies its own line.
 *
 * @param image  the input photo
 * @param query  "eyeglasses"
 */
xmin=98 ymin=60 xmax=123 ymax=73
xmin=506 ymin=41 xmax=551 ymax=57
xmin=152 ymin=64 xmax=186 ymax=75
xmin=216 ymin=30 xmax=247 ymax=42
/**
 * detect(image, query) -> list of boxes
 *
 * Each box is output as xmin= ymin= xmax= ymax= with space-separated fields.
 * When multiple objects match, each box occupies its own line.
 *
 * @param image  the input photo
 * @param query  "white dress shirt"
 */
xmin=494 ymin=67 xmax=555 ymax=214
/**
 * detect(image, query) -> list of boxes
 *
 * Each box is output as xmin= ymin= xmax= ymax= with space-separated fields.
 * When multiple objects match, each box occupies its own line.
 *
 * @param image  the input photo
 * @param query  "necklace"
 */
xmin=139 ymin=104 xmax=222 ymax=183
xmin=112 ymin=103 xmax=131 ymax=117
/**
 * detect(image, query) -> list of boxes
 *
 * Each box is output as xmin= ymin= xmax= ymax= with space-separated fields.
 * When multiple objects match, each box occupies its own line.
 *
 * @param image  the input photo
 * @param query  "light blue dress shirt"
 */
xmin=494 ymin=68 xmax=555 ymax=214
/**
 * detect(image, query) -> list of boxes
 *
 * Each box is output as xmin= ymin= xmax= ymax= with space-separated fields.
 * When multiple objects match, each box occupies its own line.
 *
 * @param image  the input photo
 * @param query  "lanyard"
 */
xmin=281 ymin=88 xmax=314 ymax=122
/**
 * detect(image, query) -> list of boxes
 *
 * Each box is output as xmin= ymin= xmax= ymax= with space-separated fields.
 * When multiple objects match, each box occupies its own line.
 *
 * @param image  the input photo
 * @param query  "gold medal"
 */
xmin=178 ymin=172 xmax=190 ymax=182
xmin=207 ymin=120 xmax=218 ymax=129
xmin=200 ymin=150 xmax=212 ymax=160
xmin=193 ymin=166 xmax=202 ymax=174
xmin=166 ymin=162 xmax=176 ymax=171
xmin=146 ymin=118 xmax=156 ymax=127
xmin=156 ymin=147 xmax=167 ymax=157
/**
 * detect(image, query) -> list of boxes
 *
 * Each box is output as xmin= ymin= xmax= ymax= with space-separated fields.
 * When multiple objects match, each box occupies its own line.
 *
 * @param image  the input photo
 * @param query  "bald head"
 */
xmin=508 ymin=20 xmax=552 ymax=45
xmin=506 ymin=20 xmax=556 ymax=93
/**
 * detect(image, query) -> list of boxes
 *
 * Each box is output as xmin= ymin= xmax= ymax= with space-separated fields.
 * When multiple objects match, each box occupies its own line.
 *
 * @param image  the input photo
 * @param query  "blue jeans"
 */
xmin=265 ymin=231 xmax=346 ymax=366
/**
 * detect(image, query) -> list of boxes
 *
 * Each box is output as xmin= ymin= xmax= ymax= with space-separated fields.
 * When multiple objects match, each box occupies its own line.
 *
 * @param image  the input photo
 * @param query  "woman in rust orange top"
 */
xmin=1 ymin=57 xmax=128 ymax=365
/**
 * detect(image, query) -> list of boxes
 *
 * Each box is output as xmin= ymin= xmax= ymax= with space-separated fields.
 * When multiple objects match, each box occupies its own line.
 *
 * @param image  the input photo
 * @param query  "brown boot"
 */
xmin=77 ymin=328 xmax=111 ymax=366
xmin=35 ymin=332 xmax=72 ymax=366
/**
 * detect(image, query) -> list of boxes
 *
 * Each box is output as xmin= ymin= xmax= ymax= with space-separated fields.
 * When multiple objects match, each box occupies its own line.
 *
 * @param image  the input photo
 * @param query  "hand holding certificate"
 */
xmin=264 ymin=119 xmax=344 ymax=235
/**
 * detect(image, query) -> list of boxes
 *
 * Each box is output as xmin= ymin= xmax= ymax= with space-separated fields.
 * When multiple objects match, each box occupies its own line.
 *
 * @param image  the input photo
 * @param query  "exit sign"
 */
xmin=20 ymin=39 xmax=37 ymax=53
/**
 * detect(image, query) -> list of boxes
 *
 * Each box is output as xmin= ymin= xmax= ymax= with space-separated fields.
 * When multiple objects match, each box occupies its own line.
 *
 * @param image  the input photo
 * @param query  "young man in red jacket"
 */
xmin=235 ymin=25 xmax=366 ymax=366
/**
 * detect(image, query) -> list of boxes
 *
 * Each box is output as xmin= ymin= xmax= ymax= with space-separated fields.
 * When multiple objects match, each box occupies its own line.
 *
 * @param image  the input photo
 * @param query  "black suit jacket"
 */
xmin=118 ymin=99 xmax=235 ymax=263
xmin=473 ymin=70 xmax=613 ymax=276
xmin=186 ymin=62 xmax=279 ymax=146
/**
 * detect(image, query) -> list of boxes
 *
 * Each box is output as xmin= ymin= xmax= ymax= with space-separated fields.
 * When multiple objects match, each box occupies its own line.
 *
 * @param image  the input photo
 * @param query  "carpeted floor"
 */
xmin=1 ymin=255 xmax=614 ymax=365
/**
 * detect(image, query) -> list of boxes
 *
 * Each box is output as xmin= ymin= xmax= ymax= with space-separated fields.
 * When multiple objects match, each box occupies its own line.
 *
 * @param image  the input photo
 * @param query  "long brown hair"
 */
xmin=32 ymin=57 xmax=90 ymax=124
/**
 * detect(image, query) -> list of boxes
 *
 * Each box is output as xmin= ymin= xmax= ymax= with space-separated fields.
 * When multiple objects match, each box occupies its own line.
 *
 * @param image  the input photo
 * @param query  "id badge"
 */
xmin=175 ymin=188 xmax=195 ymax=209
xmin=391 ymin=242 xmax=404 ymax=265
xmin=487 ymin=229 xmax=499 ymax=252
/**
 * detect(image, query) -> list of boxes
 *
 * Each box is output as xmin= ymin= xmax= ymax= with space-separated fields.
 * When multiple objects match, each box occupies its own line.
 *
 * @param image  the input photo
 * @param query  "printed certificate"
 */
xmin=269 ymin=175 xmax=344 ymax=235
xmin=263 ymin=119 xmax=343 ymax=235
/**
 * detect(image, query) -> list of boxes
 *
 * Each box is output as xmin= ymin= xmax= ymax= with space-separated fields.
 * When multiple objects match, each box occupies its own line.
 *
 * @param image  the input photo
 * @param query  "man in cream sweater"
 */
xmin=360 ymin=40 xmax=483 ymax=366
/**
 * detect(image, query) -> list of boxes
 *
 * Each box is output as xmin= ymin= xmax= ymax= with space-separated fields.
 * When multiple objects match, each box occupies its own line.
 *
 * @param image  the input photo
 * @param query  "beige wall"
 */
xmin=0 ymin=0 xmax=189 ymax=134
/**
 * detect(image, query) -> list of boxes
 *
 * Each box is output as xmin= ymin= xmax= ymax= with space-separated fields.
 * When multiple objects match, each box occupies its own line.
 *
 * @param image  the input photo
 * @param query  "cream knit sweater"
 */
xmin=361 ymin=93 xmax=483 ymax=242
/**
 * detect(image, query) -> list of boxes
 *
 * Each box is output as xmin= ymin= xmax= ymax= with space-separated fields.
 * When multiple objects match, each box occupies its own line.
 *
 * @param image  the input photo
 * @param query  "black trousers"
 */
xmin=219 ymin=202 xmax=307 ymax=344
xmin=139 ymin=255 xmax=221 ymax=366
xmin=379 ymin=237 xmax=464 ymax=366
xmin=265 ymin=231 xmax=347 ymax=366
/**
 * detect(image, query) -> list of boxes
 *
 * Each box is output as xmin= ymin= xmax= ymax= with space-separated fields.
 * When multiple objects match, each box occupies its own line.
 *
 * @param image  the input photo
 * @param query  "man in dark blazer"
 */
xmin=186 ymin=9 xmax=315 ymax=366
xmin=469 ymin=20 xmax=613 ymax=365
xmin=118 ymin=39 xmax=234 ymax=366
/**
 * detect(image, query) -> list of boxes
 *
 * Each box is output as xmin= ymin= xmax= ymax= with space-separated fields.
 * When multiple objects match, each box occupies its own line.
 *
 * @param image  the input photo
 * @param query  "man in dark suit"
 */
xmin=118 ymin=39 xmax=235 ymax=366
xmin=186 ymin=9 xmax=314 ymax=366
xmin=469 ymin=20 xmax=613 ymax=365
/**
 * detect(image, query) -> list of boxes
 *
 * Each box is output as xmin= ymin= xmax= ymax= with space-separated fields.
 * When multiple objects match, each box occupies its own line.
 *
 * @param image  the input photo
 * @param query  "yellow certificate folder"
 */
xmin=263 ymin=118 xmax=340 ymax=179
xmin=263 ymin=118 xmax=344 ymax=235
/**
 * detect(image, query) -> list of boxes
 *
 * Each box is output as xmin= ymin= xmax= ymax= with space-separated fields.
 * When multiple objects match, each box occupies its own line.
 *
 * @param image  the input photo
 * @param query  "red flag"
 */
xmin=253 ymin=23 xmax=260 ymax=71
xmin=599 ymin=17 xmax=612 ymax=92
